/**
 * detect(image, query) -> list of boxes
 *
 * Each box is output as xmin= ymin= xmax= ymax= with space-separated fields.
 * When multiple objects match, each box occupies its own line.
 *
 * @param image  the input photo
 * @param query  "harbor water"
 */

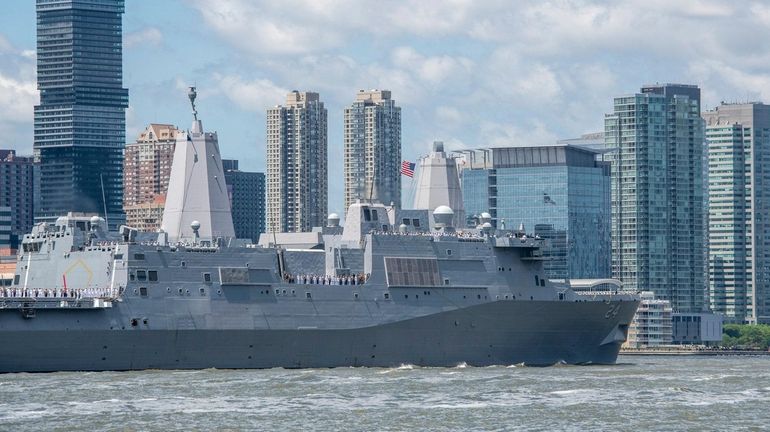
xmin=0 ymin=355 xmax=768 ymax=431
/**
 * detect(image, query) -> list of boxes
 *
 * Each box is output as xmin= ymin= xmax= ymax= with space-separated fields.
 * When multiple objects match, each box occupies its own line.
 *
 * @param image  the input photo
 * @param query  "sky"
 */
xmin=2 ymin=0 xmax=770 ymax=213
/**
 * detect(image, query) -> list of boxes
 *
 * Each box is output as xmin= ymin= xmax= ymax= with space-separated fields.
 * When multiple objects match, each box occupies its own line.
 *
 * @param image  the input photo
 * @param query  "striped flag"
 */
xmin=401 ymin=160 xmax=415 ymax=177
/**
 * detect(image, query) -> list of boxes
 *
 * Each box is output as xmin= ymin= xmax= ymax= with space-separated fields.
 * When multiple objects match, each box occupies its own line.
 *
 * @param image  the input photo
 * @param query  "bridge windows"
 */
xmin=148 ymin=270 xmax=158 ymax=282
xmin=203 ymin=273 xmax=211 ymax=283
xmin=133 ymin=253 xmax=145 ymax=260
xmin=139 ymin=287 xmax=148 ymax=297
xmin=136 ymin=270 xmax=147 ymax=281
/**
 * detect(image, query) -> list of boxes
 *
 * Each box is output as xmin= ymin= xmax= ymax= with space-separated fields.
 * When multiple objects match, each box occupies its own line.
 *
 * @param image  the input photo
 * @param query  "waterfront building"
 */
xmin=703 ymin=102 xmax=770 ymax=324
xmin=34 ymin=0 xmax=128 ymax=227
xmin=605 ymin=84 xmax=705 ymax=313
xmin=224 ymin=164 xmax=266 ymax=243
xmin=0 ymin=207 xmax=10 ymax=254
xmin=343 ymin=90 xmax=401 ymax=209
xmin=124 ymin=195 xmax=165 ymax=232
xmin=123 ymin=124 xmax=178 ymax=207
xmin=624 ymin=291 xmax=673 ymax=348
xmin=671 ymin=312 xmax=723 ymax=345
xmin=266 ymin=91 xmax=327 ymax=233
xmin=0 ymin=150 xmax=37 ymax=244
xmin=460 ymin=145 xmax=611 ymax=280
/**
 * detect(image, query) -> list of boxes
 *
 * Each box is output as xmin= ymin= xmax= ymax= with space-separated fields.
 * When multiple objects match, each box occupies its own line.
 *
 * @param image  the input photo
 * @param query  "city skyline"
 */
xmin=3 ymin=1 xmax=770 ymax=212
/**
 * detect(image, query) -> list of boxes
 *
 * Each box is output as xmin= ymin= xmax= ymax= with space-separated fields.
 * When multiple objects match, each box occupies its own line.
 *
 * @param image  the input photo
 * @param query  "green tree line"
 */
xmin=721 ymin=324 xmax=770 ymax=350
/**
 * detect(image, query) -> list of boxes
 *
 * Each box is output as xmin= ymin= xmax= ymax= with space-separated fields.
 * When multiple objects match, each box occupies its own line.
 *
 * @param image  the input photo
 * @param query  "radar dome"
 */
xmin=327 ymin=213 xmax=341 ymax=227
xmin=190 ymin=220 xmax=201 ymax=231
xmin=433 ymin=205 xmax=454 ymax=228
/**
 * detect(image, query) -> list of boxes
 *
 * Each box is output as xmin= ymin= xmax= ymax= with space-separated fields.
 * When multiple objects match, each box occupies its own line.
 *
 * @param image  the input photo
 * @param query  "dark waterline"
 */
xmin=1 ymin=356 xmax=768 ymax=431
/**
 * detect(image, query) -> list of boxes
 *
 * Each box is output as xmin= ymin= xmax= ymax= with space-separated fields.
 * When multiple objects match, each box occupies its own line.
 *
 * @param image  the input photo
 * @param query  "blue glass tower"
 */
xmin=461 ymin=145 xmax=611 ymax=280
xmin=34 ymin=0 xmax=128 ymax=226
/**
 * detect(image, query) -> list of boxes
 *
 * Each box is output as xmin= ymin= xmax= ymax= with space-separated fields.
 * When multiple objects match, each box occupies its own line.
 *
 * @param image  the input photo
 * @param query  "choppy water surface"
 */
xmin=0 ymin=355 xmax=768 ymax=431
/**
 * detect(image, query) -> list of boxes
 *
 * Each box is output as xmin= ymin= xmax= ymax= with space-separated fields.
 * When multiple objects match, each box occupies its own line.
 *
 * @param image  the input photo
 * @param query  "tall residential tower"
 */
xmin=703 ymin=102 xmax=770 ymax=324
xmin=266 ymin=91 xmax=328 ymax=233
xmin=605 ymin=84 xmax=705 ymax=313
xmin=343 ymin=90 xmax=401 ymax=209
xmin=34 ymin=0 xmax=128 ymax=226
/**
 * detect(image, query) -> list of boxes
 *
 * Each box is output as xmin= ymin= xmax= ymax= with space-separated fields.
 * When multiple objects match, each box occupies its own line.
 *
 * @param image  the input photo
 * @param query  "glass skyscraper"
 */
xmin=605 ymin=84 xmax=705 ymax=313
xmin=703 ymin=102 xmax=770 ymax=324
xmin=460 ymin=145 xmax=611 ymax=280
xmin=34 ymin=0 xmax=128 ymax=226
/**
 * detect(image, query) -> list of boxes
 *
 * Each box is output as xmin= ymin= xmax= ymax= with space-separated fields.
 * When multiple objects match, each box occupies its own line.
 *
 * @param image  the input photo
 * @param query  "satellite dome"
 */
xmin=481 ymin=222 xmax=493 ymax=231
xmin=327 ymin=213 xmax=341 ymax=227
xmin=433 ymin=206 xmax=454 ymax=227
xmin=90 ymin=216 xmax=101 ymax=225
xmin=190 ymin=220 xmax=201 ymax=231
xmin=480 ymin=212 xmax=492 ymax=220
xmin=399 ymin=223 xmax=408 ymax=233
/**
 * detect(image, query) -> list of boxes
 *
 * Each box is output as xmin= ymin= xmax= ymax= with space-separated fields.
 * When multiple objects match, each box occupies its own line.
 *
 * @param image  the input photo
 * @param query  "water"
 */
xmin=1 ymin=355 xmax=768 ymax=431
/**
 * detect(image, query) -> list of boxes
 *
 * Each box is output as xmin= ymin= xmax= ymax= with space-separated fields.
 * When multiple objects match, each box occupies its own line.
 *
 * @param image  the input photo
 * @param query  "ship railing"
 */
xmin=281 ymin=273 xmax=370 ymax=286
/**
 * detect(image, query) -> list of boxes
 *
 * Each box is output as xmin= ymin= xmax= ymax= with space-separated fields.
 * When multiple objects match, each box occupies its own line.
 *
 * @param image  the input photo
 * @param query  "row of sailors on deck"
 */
xmin=284 ymin=273 xmax=369 ymax=286
xmin=0 ymin=287 xmax=109 ymax=299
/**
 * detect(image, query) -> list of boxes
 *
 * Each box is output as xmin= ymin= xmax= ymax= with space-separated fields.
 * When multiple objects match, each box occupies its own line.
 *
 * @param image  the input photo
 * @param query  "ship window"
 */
xmin=535 ymin=275 xmax=539 ymax=285
xmin=412 ymin=219 xmax=420 ymax=228
xmin=134 ymin=253 xmax=145 ymax=260
xmin=203 ymin=273 xmax=211 ymax=283
xmin=558 ymin=293 xmax=564 ymax=300
xmin=402 ymin=218 xmax=410 ymax=226
xmin=13 ymin=275 xmax=19 ymax=285
xmin=181 ymin=261 xmax=186 ymax=268
xmin=371 ymin=209 xmax=378 ymax=220
xmin=200 ymin=288 xmax=206 ymax=296
xmin=363 ymin=208 xmax=371 ymax=221
xmin=306 ymin=292 xmax=312 ymax=299
xmin=384 ymin=293 xmax=390 ymax=300
xmin=275 ymin=289 xmax=280 ymax=295
xmin=139 ymin=287 xmax=148 ymax=297
xmin=446 ymin=249 xmax=452 ymax=256
xmin=114 ymin=253 xmax=123 ymax=260
xmin=444 ymin=278 xmax=450 ymax=285
xmin=477 ymin=294 xmax=481 ymax=299
xmin=354 ymin=292 xmax=359 ymax=299
xmin=136 ymin=270 xmax=147 ymax=281
xmin=148 ymin=270 xmax=158 ymax=282
xmin=540 ymin=279 xmax=545 ymax=287
xmin=405 ymin=294 xmax=408 ymax=299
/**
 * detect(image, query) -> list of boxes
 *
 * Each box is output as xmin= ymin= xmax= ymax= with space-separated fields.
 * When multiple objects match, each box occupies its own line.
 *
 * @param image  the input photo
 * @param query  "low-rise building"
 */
xmin=624 ymin=291 xmax=673 ymax=348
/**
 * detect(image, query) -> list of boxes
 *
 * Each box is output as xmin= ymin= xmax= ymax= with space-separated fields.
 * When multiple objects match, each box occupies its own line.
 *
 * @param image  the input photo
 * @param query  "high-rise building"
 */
xmin=123 ymin=124 xmax=178 ymax=229
xmin=605 ymin=84 xmax=705 ymax=313
xmin=34 ymin=0 xmax=128 ymax=227
xmin=266 ymin=91 xmax=327 ymax=233
xmin=460 ymin=145 xmax=611 ymax=280
xmin=0 ymin=150 xmax=37 ymax=243
xmin=224 ymin=167 xmax=266 ymax=242
xmin=703 ymin=102 xmax=770 ymax=324
xmin=343 ymin=90 xmax=401 ymax=209
xmin=0 ymin=206 xmax=11 ymax=254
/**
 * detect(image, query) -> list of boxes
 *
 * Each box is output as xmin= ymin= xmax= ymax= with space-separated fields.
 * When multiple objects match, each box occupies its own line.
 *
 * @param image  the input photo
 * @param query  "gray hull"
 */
xmin=0 ymin=300 xmax=637 ymax=372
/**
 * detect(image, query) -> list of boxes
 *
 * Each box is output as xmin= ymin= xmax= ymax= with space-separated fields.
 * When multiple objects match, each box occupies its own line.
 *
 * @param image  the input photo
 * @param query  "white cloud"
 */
xmin=124 ymin=27 xmax=163 ymax=49
xmin=0 ymin=74 xmax=37 ymax=123
xmin=213 ymin=74 xmax=289 ymax=112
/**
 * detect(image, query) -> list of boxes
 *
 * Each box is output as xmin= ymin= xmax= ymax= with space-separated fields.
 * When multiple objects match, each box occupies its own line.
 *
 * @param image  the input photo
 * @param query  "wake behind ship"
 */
xmin=0 ymin=90 xmax=639 ymax=372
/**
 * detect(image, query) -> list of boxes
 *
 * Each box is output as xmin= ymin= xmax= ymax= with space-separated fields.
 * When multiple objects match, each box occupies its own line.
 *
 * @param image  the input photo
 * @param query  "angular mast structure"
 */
xmin=161 ymin=87 xmax=235 ymax=242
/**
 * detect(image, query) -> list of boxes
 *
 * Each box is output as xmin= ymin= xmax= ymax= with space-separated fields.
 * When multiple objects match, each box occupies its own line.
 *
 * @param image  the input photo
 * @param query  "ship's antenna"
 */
xmin=188 ymin=86 xmax=198 ymax=121
xmin=100 ymin=173 xmax=109 ymax=229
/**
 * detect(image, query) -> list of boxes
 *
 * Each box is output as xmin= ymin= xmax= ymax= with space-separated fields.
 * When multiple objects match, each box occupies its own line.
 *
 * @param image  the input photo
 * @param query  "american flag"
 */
xmin=401 ymin=160 xmax=415 ymax=177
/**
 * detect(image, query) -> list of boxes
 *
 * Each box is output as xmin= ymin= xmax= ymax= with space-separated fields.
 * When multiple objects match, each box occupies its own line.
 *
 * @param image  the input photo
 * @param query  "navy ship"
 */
xmin=0 ymin=90 xmax=639 ymax=372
